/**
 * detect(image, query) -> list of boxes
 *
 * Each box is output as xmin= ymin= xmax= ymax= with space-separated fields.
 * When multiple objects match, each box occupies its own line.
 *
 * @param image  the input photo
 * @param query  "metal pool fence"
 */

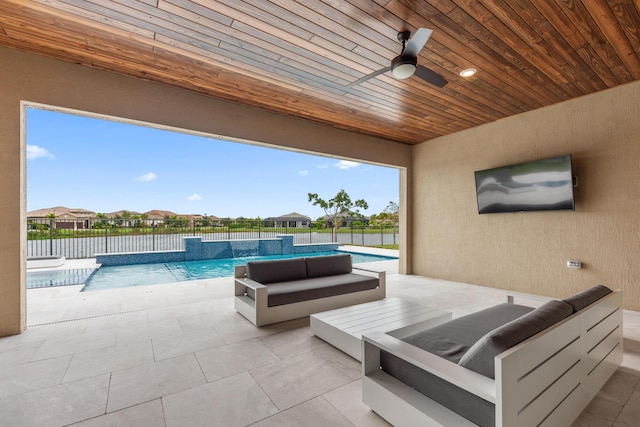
xmin=27 ymin=217 xmax=399 ymax=259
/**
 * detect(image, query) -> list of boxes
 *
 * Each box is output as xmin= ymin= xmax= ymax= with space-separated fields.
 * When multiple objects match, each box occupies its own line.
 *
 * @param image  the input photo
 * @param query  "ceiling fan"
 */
xmin=347 ymin=28 xmax=448 ymax=88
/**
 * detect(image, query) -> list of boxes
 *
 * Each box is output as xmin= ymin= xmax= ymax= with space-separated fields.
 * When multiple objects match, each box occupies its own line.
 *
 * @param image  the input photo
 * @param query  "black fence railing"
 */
xmin=27 ymin=217 xmax=399 ymax=259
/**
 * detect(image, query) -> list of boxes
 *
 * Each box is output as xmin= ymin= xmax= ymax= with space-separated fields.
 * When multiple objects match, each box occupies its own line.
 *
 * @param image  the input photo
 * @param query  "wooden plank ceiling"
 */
xmin=1 ymin=0 xmax=640 ymax=145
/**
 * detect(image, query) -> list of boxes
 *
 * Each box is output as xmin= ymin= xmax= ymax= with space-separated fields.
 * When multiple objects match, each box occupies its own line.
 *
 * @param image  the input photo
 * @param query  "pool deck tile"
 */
xmin=13 ymin=250 xmax=639 ymax=426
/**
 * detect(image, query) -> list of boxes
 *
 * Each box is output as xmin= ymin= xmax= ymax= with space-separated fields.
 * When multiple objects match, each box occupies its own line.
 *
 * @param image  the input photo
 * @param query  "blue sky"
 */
xmin=26 ymin=108 xmax=399 ymax=219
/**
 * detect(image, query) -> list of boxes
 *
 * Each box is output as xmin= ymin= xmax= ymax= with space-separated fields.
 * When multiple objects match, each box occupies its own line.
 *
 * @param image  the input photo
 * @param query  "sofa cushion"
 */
xmin=380 ymin=350 xmax=495 ymax=427
xmin=305 ymin=254 xmax=352 ymax=278
xmin=380 ymin=303 xmax=547 ymax=427
xmin=459 ymin=299 xmax=573 ymax=379
xmin=245 ymin=258 xmax=307 ymax=284
xmin=401 ymin=303 xmax=535 ymax=364
xmin=563 ymin=285 xmax=613 ymax=312
xmin=264 ymin=273 xmax=378 ymax=307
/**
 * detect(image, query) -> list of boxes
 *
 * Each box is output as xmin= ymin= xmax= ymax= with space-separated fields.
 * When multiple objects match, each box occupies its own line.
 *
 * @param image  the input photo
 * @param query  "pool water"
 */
xmin=27 ymin=268 xmax=97 ymax=289
xmin=81 ymin=251 xmax=396 ymax=292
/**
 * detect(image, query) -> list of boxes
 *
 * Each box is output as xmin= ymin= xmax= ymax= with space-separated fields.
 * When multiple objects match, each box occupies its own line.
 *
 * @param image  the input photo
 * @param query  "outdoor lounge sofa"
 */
xmin=362 ymin=285 xmax=622 ymax=427
xmin=234 ymin=253 xmax=385 ymax=326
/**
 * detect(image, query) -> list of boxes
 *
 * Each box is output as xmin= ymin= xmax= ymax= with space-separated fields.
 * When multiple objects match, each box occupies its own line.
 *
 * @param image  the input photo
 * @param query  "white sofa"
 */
xmin=234 ymin=254 xmax=385 ymax=326
xmin=362 ymin=285 xmax=622 ymax=427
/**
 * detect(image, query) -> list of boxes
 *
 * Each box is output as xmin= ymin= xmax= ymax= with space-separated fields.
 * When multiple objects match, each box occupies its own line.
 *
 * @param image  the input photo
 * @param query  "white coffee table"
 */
xmin=310 ymin=297 xmax=451 ymax=361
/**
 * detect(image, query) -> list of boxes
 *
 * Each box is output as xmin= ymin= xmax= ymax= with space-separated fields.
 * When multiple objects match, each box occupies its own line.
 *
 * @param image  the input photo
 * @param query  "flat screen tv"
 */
xmin=474 ymin=155 xmax=574 ymax=214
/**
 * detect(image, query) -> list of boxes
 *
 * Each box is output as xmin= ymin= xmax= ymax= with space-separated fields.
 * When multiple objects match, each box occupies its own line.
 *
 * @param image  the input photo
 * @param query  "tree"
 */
xmin=93 ymin=212 xmax=107 ymax=229
xmin=120 ymin=210 xmax=132 ymax=228
xmin=370 ymin=201 xmax=400 ymax=228
xmin=131 ymin=214 xmax=142 ymax=228
xmin=383 ymin=201 xmax=400 ymax=227
xmin=308 ymin=189 xmax=368 ymax=242
xmin=44 ymin=212 xmax=56 ymax=230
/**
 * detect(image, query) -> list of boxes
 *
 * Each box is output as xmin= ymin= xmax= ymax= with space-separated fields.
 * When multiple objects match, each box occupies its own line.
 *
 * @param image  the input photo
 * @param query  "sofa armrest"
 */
xmin=352 ymin=266 xmax=380 ymax=274
xmin=234 ymin=264 xmax=268 ymax=297
xmin=362 ymin=331 xmax=496 ymax=404
xmin=353 ymin=267 xmax=386 ymax=296
xmin=234 ymin=264 xmax=248 ymax=279
xmin=234 ymin=277 xmax=266 ymax=290
xmin=234 ymin=275 xmax=266 ymax=292
xmin=505 ymin=290 xmax=553 ymax=304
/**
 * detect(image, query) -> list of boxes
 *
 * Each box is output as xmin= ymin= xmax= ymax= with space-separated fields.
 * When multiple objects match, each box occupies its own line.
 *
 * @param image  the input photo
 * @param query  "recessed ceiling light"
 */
xmin=459 ymin=68 xmax=477 ymax=77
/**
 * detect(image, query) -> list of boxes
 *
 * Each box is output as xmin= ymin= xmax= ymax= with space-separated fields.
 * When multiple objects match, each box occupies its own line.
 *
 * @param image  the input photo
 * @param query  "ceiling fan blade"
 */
xmin=414 ymin=65 xmax=448 ymax=88
xmin=347 ymin=66 xmax=391 ymax=88
xmin=404 ymin=28 xmax=433 ymax=57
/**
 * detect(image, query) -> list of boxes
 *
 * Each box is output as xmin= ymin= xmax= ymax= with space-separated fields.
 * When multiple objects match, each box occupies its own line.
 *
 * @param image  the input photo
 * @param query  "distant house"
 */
xmin=143 ymin=209 xmax=179 ymax=225
xmin=322 ymin=214 xmax=370 ymax=228
xmin=264 ymin=212 xmax=312 ymax=228
xmin=104 ymin=210 xmax=142 ymax=227
xmin=196 ymin=215 xmax=223 ymax=226
xmin=144 ymin=209 xmax=179 ymax=219
xmin=104 ymin=210 xmax=142 ymax=218
xmin=27 ymin=207 xmax=220 ymax=229
xmin=187 ymin=214 xmax=223 ymax=225
xmin=27 ymin=206 xmax=96 ymax=230
xmin=143 ymin=210 xmax=210 ymax=226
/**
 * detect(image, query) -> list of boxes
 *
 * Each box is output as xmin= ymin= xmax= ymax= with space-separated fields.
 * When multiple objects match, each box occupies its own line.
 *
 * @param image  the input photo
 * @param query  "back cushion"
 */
xmin=458 ymin=299 xmax=573 ymax=379
xmin=402 ymin=303 xmax=534 ymax=364
xmin=563 ymin=285 xmax=613 ymax=312
xmin=305 ymin=254 xmax=352 ymax=278
xmin=245 ymin=258 xmax=307 ymax=284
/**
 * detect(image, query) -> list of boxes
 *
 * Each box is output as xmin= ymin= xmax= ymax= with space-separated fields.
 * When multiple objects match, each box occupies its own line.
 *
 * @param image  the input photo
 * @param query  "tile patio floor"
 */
xmin=2 ymin=259 xmax=640 ymax=426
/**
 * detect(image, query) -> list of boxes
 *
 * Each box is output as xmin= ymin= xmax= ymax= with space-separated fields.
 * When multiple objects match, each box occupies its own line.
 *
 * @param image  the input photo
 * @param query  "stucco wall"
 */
xmin=412 ymin=80 xmax=640 ymax=310
xmin=0 ymin=47 xmax=411 ymax=336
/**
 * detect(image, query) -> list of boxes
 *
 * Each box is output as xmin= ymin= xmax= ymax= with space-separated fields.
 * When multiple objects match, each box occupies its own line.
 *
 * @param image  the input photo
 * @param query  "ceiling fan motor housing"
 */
xmin=391 ymin=54 xmax=417 ymax=79
xmin=397 ymin=30 xmax=411 ymax=43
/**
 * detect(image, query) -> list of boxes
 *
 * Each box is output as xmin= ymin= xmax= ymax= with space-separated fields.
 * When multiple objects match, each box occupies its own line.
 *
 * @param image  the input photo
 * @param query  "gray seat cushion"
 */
xmin=563 ymin=284 xmax=612 ymax=312
xmin=459 ymin=299 xmax=573 ymax=379
xmin=265 ymin=273 xmax=378 ymax=307
xmin=401 ymin=303 xmax=535 ymax=363
xmin=305 ymin=254 xmax=352 ymax=278
xmin=245 ymin=258 xmax=307 ymax=284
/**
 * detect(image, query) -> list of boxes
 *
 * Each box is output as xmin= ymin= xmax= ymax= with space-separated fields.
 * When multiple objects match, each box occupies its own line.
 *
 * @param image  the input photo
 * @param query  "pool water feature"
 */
xmin=81 ymin=251 xmax=396 ymax=292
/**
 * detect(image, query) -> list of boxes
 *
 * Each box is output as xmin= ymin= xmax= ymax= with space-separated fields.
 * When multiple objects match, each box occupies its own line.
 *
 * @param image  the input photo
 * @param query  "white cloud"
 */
xmin=26 ymin=145 xmax=55 ymax=160
xmin=137 ymin=172 xmax=157 ymax=182
xmin=334 ymin=160 xmax=360 ymax=170
xmin=317 ymin=164 xmax=330 ymax=169
xmin=187 ymin=193 xmax=202 ymax=201
xmin=299 ymin=170 xmax=309 ymax=176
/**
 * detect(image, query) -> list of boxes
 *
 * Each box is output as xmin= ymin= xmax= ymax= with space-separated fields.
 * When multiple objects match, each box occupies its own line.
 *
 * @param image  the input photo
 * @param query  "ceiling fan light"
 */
xmin=392 ymin=63 xmax=416 ymax=79
xmin=391 ymin=55 xmax=418 ymax=79
xmin=460 ymin=68 xmax=477 ymax=77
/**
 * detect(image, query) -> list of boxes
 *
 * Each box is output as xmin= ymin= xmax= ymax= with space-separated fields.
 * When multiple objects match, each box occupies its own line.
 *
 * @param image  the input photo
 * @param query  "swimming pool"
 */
xmin=27 ymin=251 xmax=396 ymax=292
